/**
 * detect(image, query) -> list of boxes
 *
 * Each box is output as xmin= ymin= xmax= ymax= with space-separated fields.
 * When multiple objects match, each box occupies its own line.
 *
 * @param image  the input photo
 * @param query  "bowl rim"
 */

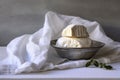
xmin=50 ymin=39 xmax=105 ymax=49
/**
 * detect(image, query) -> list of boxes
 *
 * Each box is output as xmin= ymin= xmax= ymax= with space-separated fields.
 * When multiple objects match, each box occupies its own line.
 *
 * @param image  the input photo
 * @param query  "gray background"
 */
xmin=0 ymin=0 xmax=120 ymax=46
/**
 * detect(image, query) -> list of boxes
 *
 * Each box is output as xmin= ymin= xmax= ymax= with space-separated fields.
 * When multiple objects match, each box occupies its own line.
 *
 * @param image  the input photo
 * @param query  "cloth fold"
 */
xmin=5 ymin=11 xmax=120 ymax=74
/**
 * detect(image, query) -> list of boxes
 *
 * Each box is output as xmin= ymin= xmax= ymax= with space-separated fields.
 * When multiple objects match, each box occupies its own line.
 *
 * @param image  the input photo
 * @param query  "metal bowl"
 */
xmin=51 ymin=39 xmax=105 ymax=60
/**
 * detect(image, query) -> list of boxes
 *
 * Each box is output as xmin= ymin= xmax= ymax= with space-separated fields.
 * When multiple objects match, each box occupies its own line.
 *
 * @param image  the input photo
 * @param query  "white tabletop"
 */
xmin=0 ymin=47 xmax=120 ymax=80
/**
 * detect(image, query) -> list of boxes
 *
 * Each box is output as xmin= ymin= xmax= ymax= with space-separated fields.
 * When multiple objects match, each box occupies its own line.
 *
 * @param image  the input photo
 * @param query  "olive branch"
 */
xmin=85 ymin=59 xmax=113 ymax=70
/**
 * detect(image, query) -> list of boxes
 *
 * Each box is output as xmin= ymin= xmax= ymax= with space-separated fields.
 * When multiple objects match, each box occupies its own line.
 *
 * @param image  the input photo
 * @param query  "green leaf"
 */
xmin=85 ymin=61 xmax=91 ymax=67
xmin=90 ymin=59 xmax=94 ymax=63
xmin=99 ymin=63 xmax=104 ymax=68
xmin=94 ymin=60 xmax=99 ymax=67
xmin=104 ymin=65 xmax=113 ymax=70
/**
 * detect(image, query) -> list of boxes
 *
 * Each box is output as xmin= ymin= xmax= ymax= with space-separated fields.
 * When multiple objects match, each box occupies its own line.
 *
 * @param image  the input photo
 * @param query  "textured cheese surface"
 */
xmin=62 ymin=24 xmax=89 ymax=38
xmin=56 ymin=37 xmax=92 ymax=48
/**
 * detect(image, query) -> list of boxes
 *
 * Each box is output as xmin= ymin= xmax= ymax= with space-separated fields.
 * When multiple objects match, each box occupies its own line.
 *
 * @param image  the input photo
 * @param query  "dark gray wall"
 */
xmin=0 ymin=0 xmax=120 ymax=46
